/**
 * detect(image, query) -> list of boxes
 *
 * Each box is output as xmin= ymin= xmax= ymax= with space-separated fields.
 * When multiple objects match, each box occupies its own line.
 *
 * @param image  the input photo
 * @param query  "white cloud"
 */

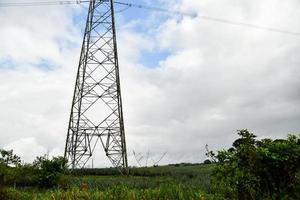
xmin=120 ymin=0 xmax=300 ymax=164
xmin=0 ymin=5 xmax=82 ymax=66
xmin=4 ymin=137 xmax=47 ymax=163
xmin=0 ymin=0 xmax=299 ymax=167
xmin=0 ymin=5 xmax=82 ymax=160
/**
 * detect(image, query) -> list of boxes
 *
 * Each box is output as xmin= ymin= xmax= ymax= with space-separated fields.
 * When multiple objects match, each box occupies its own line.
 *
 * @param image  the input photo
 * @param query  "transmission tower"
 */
xmin=64 ymin=0 xmax=128 ymax=173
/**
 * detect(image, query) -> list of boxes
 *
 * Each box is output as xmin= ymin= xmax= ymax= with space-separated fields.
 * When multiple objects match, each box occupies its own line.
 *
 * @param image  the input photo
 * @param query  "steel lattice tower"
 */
xmin=64 ymin=0 xmax=128 ymax=172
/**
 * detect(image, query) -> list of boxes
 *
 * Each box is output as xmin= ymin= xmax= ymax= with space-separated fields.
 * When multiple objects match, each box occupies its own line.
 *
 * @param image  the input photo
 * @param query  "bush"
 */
xmin=0 ymin=149 xmax=21 ymax=167
xmin=0 ymin=153 xmax=67 ymax=189
xmin=203 ymin=160 xmax=212 ymax=165
xmin=211 ymin=130 xmax=300 ymax=199
xmin=33 ymin=156 xmax=67 ymax=188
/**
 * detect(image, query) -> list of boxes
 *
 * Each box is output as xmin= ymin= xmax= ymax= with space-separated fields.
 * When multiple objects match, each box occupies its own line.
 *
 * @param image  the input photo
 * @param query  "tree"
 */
xmin=210 ymin=130 xmax=300 ymax=200
xmin=33 ymin=155 xmax=67 ymax=188
xmin=203 ymin=159 xmax=211 ymax=164
xmin=0 ymin=149 xmax=21 ymax=167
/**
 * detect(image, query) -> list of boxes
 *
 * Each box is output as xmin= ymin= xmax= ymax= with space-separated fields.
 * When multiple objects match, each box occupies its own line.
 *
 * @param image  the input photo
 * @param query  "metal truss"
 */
xmin=64 ymin=0 xmax=128 ymax=173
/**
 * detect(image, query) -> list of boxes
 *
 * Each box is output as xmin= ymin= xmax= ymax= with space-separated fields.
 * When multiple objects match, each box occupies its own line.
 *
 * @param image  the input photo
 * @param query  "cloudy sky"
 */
xmin=0 ymin=0 xmax=299 ymax=167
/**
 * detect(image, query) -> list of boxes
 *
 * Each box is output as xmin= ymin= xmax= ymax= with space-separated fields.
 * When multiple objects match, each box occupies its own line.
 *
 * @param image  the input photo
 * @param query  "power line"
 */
xmin=200 ymin=16 xmax=300 ymax=36
xmin=1 ymin=0 xmax=299 ymax=36
xmin=0 ymin=0 xmax=89 ymax=7
xmin=114 ymin=1 xmax=300 ymax=36
xmin=114 ymin=1 xmax=197 ymax=17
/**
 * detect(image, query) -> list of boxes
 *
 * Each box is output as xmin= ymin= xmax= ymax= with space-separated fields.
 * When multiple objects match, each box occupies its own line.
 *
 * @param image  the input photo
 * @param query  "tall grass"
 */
xmin=1 ymin=164 xmax=215 ymax=200
xmin=2 ymin=185 xmax=216 ymax=200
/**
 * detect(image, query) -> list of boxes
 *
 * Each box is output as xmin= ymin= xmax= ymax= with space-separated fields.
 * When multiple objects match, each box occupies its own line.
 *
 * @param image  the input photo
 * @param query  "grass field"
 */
xmin=2 ymin=132 xmax=298 ymax=199
xmin=1 ymin=164 xmax=217 ymax=200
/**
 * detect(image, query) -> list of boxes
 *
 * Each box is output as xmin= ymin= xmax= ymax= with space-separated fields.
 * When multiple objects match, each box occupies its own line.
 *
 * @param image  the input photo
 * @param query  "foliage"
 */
xmin=0 ymin=149 xmax=21 ymax=167
xmin=32 ymin=155 xmax=67 ymax=188
xmin=0 ymin=151 xmax=67 ymax=189
xmin=211 ymin=130 xmax=300 ymax=200
xmin=2 ymin=130 xmax=300 ymax=199
xmin=203 ymin=159 xmax=212 ymax=164
xmin=0 ymin=149 xmax=21 ymax=188
xmin=1 ymin=164 xmax=216 ymax=200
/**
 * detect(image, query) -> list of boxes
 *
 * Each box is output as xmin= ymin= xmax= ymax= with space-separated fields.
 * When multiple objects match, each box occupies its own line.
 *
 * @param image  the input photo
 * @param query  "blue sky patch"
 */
xmin=0 ymin=58 xmax=16 ymax=70
xmin=139 ymin=49 xmax=170 ymax=68
xmin=36 ymin=59 xmax=57 ymax=71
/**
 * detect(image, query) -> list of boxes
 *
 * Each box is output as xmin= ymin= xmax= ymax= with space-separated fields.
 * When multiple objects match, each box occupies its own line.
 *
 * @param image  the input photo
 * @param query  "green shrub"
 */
xmin=211 ymin=130 xmax=300 ymax=199
xmin=0 ymin=153 xmax=67 ymax=189
xmin=33 ymin=156 xmax=67 ymax=188
xmin=0 ymin=149 xmax=21 ymax=167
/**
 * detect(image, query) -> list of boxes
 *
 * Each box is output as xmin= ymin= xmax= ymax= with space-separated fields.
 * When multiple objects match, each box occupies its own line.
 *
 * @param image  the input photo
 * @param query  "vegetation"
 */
xmin=1 ymin=164 xmax=214 ymax=200
xmin=0 ymin=152 xmax=66 ymax=189
xmin=0 ymin=149 xmax=21 ymax=167
xmin=0 ymin=130 xmax=299 ymax=199
xmin=210 ymin=130 xmax=300 ymax=200
xmin=0 ymin=185 xmax=212 ymax=200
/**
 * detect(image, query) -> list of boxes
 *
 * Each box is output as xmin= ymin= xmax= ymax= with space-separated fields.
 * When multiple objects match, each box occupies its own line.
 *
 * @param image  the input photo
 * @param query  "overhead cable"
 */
xmin=114 ymin=1 xmax=197 ymax=17
xmin=114 ymin=1 xmax=300 ymax=36
xmin=200 ymin=16 xmax=300 ymax=36
xmin=1 ymin=0 xmax=299 ymax=36
xmin=0 ymin=0 xmax=89 ymax=7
